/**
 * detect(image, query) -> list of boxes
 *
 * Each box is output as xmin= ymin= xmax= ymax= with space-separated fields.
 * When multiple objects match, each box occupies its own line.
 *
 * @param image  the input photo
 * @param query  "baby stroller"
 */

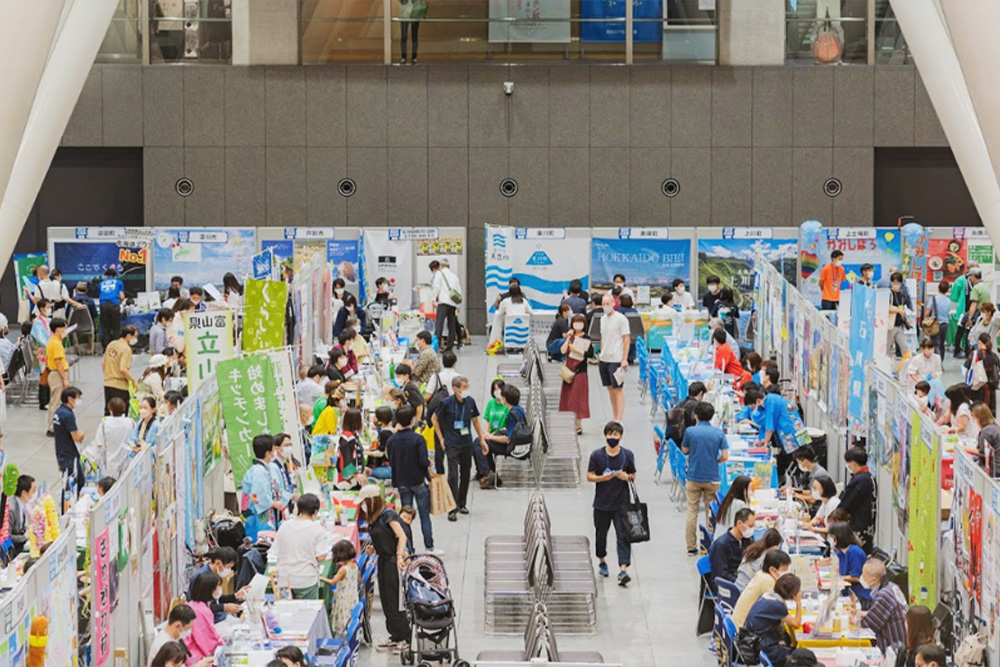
xmin=399 ymin=554 xmax=468 ymax=667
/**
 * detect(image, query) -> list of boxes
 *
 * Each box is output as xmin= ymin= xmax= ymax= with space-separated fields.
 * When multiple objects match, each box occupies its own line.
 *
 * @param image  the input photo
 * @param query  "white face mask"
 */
xmin=709 ymin=284 xmax=719 ymax=294
xmin=335 ymin=288 xmax=344 ymax=297
xmin=219 ymin=567 xmax=232 ymax=579
xmin=573 ymin=322 xmax=584 ymax=331
xmin=179 ymin=628 xmax=192 ymax=640
xmin=676 ymin=285 xmax=685 ymax=294
xmin=603 ymin=305 xmax=614 ymax=315
xmin=811 ymin=489 xmax=822 ymax=501
xmin=797 ymin=463 xmax=808 ymax=472
xmin=858 ymin=576 xmax=873 ymax=590
xmin=282 ymin=446 xmax=292 ymax=458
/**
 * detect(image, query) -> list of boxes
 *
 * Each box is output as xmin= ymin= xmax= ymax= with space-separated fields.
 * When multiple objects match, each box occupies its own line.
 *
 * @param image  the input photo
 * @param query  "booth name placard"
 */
xmin=722 ymin=227 xmax=772 ymax=240
xmin=516 ymin=227 xmax=566 ymax=240
xmin=388 ymin=227 xmax=439 ymax=241
xmin=617 ymin=228 xmax=668 ymax=239
xmin=284 ymin=227 xmax=334 ymax=240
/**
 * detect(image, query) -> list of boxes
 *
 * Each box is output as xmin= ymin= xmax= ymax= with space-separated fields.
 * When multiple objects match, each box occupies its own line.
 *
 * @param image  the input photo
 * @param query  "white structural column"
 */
xmin=717 ymin=0 xmax=785 ymax=66
xmin=0 ymin=0 xmax=118 ymax=272
xmin=890 ymin=0 xmax=1000 ymax=244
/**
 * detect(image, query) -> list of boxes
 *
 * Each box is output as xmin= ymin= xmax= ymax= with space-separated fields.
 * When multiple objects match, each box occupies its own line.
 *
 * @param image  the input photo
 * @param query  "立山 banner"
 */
xmin=580 ymin=0 xmax=662 ymax=42
xmin=799 ymin=224 xmax=902 ymax=306
xmin=361 ymin=230 xmax=413 ymax=308
xmin=592 ymin=236 xmax=690 ymax=301
xmin=485 ymin=226 xmax=513 ymax=314
xmin=184 ymin=310 xmax=234 ymax=391
xmin=510 ymin=230 xmax=589 ymax=310
xmin=217 ymin=355 xmax=283 ymax=485
xmin=697 ymin=237 xmax=796 ymax=307
xmin=243 ymin=279 xmax=287 ymax=353
xmin=488 ymin=0 xmax=571 ymax=43
xmin=52 ymin=240 xmax=149 ymax=297
xmin=153 ymin=228 xmax=256 ymax=291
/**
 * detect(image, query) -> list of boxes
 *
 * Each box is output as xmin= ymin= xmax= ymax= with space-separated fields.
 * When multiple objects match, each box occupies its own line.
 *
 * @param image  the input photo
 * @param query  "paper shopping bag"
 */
xmin=428 ymin=473 xmax=456 ymax=515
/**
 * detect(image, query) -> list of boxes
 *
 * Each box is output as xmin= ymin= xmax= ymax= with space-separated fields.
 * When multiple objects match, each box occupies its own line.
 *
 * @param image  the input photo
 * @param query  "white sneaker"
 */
xmin=429 ymin=548 xmax=445 ymax=556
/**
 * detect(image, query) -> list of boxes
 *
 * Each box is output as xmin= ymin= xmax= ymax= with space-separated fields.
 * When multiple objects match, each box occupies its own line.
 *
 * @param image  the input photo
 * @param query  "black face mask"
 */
xmin=605 ymin=437 xmax=620 ymax=448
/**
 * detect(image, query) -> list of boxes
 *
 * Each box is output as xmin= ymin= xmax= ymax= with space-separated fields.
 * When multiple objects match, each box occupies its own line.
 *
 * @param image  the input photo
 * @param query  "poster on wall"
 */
xmin=592 ymin=236 xmax=690 ymax=301
xmin=908 ymin=415 xmax=939 ymax=608
xmin=799 ymin=226 xmax=902 ymax=307
xmin=486 ymin=226 xmax=514 ymax=315
xmin=327 ymin=240 xmax=360 ymax=286
xmin=697 ymin=236 xmax=796 ymax=308
xmin=488 ymin=0 xmax=571 ymax=43
xmin=52 ymin=240 xmax=150 ymax=298
xmin=414 ymin=236 xmax=464 ymax=287
xmin=985 ymin=486 xmax=1000 ymax=651
xmin=361 ymin=231 xmax=414 ymax=309
xmin=511 ymin=230 xmax=589 ymax=310
xmin=927 ymin=238 xmax=967 ymax=284
xmin=153 ymin=228 xmax=256 ymax=291
xmin=580 ymin=0 xmax=662 ymax=42
xmin=12 ymin=252 xmax=47 ymax=313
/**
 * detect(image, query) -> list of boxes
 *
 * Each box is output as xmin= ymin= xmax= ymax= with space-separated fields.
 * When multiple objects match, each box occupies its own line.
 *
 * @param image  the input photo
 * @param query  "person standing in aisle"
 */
xmin=585 ymin=421 xmax=636 ymax=587
xmin=703 ymin=275 xmax=722 ymax=313
xmin=559 ymin=313 xmax=592 ymax=435
xmin=430 ymin=259 xmax=462 ymax=352
xmin=598 ymin=294 xmax=630 ymax=422
xmin=681 ymin=402 xmax=730 ymax=555
xmin=102 ymin=326 xmax=138 ymax=416
xmin=887 ymin=272 xmax=913 ymax=360
xmin=839 ymin=446 xmax=877 ymax=553
xmin=98 ymin=268 xmax=125 ymax=350
xmin=387 ymin=405 xmax=437 ymax=553
xmin=44 ymin=319 xmax=71 ymax=435
xmin=432 ymin=376 xmax=486 ymax=522
xmin=818 ymin=250 xmax=846 ymax=311
xmin=53 ymin=386 xmax=86 ymax=493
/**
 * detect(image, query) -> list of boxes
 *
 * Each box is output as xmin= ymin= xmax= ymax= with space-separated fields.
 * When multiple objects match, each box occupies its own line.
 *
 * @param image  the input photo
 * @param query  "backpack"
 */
xmin=954 ymin=630 xmax=988 ymax=667
xmin=426 ymin=373 xmax=449 ymax=417
xmin=506 ymin=409 xmax=534 ymax=460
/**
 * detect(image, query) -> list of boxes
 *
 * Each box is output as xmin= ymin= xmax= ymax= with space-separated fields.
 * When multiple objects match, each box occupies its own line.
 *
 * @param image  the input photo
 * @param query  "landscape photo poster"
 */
xmin=698 ymin=237 xmax=797 ymax=310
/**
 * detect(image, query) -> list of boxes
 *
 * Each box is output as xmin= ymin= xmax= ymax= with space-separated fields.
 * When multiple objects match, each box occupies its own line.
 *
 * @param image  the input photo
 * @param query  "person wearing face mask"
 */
xmin=475 ymin=379 xmax=509 ymax=489
xmin=478 ymin=384 xmax=525 ymax=488
xmin=826 ymin=521 xmax=871 ymax=606
xmin=432 ymin=376 xmax=487 ymax=521
xmin=98 ymin=268 xmax=126 ymax=350
xmin=44 ymin=318 xmax=71 ymax=434
xmin=887 ymin=272 xmax=913 ymax=359
xmin=53 ymin=387 xmax=86 ymax=492
xmin=788 ymin=445 xmax=828 ymax=497
xmin=837 ymin=446 xmax=876 ymax=553
xmin=91 ymin=397 xmax=136 ymax=478
xmin=147 ymin=604 xmax=199 ymax=667
xmin=611 ymin=273 xmax=634 ymax=300
xmin=708 ymin=507 xmax=756 ymax=588
xmin=546 ymin=304 xmax=573 ymax=362
xmin=732 ymin=550 xmax=792 ymax=627
xmin=102 ymin=325 xmax=138 ymax=416
xmin=743 ymin=573 xmax=804 ymax=667
xmin=241 ymin=435 xmax=286 ymax=540
xmin=671 ymin=278 xmax=696 ymax=311
xmin=585 ymin=421 xmax=637 ymax=586
xmin=849 ymin=559 xmax=908 ymax=652
xmin=296 ymin=365 xmax=327 ymax=407
xmin=681 ymin=402 xmax=730 ymax=555
xmin=703 ymin=275 xmax=723 ymax=312
xmin=334 ymin=329 xmax=360 ymax=376
xmin=8 ymin=475 xmax=36 ymax=558
xmin=819 ymin=250 xmax=846 ymax=311
xmin=271 ymin=433 xmax=300 ymax=510
xmin=150 ymin=641 xmax=211 ymax=667
xmin=598 ymin=294 xmax=630 ymax=421
xmin=131 ymin=396 xmax=161 ymax=451
xmin=804 ymin=476 xmax=840 ymax=533
xmin=856 ymin=262 xmax=875 ymax=288
xmin=185 ymin=571 xmax=225 ymax=662
xmin=411 ymin=330 xmax=441 ymax=385
xmin=333 ymin=293 xmax=366 ymax=338
xmin=559 ymin=313 xmax=592 ymax=435
xmin=187 ymin=547 xmax=245 ymax=622
xmin=906 ymin=338 xmax=943 ymax=394
xmin=326 ymin=347 xmax=348 ymax=385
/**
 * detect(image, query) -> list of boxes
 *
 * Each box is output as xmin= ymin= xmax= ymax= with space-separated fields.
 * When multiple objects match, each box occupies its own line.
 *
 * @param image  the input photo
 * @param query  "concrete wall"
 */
xmin=60 ymin=63 xmax=948 ymax=330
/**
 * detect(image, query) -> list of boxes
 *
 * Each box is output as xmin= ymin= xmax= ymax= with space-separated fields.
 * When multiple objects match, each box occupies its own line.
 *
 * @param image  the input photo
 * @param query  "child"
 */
xmin=275 ymin=646 xmax=305 ymax=667
xmin=914 ymin=380 xmax=931 ymax=415
xmin=398 ymin=505 xmax=416 ymax=554
xmin=368 ymin=405 xmax=394 ymax=480
xmin=322 ymin=540 xmax=360 ymax=634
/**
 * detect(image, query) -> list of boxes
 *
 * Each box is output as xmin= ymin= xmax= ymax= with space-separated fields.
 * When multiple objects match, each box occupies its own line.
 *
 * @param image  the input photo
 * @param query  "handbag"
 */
xmin=426 ymin=373 xmax=449 ymax=416
xmin=617 ymin=481 xmax=650 ymax=544
xmin=39 ymin=366 xmax=50 ymax=387
xmin=558 ymin=363 xmax=575 ymax=384
xmin=735 ymin=627 xmax=763 ymax=665
xmin=441 ymin=271 xmax=462 ymax=304
xmin=921 ymin=297 xmax=940 ymax=337
xmin=969 ymin=351 xmax=988 ymax=390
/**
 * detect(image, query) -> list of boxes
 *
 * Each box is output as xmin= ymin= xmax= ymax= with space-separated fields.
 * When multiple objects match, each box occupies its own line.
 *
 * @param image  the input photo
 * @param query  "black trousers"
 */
xmin=446 ymin=445 xmax=472 ymax=509
xmin=435 ymin=303 xmax=459 ymax=351
xmin=38 ymin=383 xmax=50 ymax=411
xmin=104 ymin=386 xmax=131 ymax=416
xmin=594 ymin=509 xmax=631 ymax=566
xmin=57 ymin=456 xmax=83 ymax=500
xmin=401 ymin=21 xmax=420 ymax=59
xmin=956 ymin=323 xmax=969 ymax=356
xmin=377 ymin=558 xmax=410 ymax=642
xmin=99 ymin=301 xmax=121 ymax=350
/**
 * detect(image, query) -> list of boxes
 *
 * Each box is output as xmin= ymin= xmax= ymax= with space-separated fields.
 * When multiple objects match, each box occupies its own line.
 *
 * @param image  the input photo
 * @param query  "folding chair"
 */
xmin=714 ymin=578 xmax=741 ymax=615
xmin=699 ymin=524 xmax=713 ymax=554
xmin=653 ymin=425 xmax=668 ymax=485
xmin=759 ymin=651 xmax=775 ymax=667
xmin=697 ymin=556 xmax=716 ymax=636
xmin=708 ymin=500 xmax=720 ymax=532
xmin=713 ymin=604 xmax=731 ymax=667
xmin=671 ymin=441 xmax=688 ymax=510
xmin=722 ymin=616 xmax=740 ymax=667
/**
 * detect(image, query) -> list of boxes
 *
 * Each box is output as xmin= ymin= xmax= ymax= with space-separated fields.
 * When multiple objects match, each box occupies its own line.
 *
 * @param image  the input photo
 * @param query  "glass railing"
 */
xmin=96 ymin=0 xmax=143 ymax=63
xmin=785 ymin=0 xmax=910 ymax=65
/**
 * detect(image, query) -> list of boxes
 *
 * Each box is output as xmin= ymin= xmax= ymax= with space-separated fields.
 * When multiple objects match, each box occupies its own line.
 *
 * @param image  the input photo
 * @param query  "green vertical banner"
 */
xmin=908 ymin=411 xmax=939 ymax=609
xmin=243 ymin=278 xmax=287 ymax=353
xmin=13 ymin=252 xmax=47 ymax=317
xmin=217 ymin=356 xmax=283 ymax=484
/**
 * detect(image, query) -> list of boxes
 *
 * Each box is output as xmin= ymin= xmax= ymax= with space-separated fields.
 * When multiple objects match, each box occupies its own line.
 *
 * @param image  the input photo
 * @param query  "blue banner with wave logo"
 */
xmin=510 ymin=232 xmax=590 ymax=311
xmin=486 ymin=226 xmax=514 ymax=313
xmin=591 ymin=236 xmax=690 ymax=300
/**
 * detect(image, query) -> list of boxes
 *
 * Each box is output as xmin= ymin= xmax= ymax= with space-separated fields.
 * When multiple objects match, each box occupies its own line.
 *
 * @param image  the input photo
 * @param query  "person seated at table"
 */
xmin=743 ymin=351 xmax=763 ymax=382
xmin=296 ymin=364 xmax=327 ymax=408
xmin=902 ymin=606 xmax=935 ymax=667
xmin=914 ymin=643 xmax=947 ymax=667
xmin=326 ymin=347 xmax=348 ymax=385
xmin=936 ymin=383 xmax=977 ymax=443
xmin=148 ymin=309 xmax=174 ymax=355
xmin=184 ymin=572 xmax=225 ymax=662
xmin=733 ymin=549 xmax=792 ymax=627
xmin=270 ymin=493 xmax=330 ymax=599
xmin=312 ymin=388 xmax=343 ymax=437
xmin=743 ymin=573 xmax=803 ymax=667
xmin=150 ymin=641 xmax=210 ymax=667
xmin=335 ymin=408 xmax=369 ymax=489
xmin=322 ymin=539 xmax=360 ymax=635
xmin=735 ymin=389 xmax=766 ymax=438
xmin=187 ymin=547 xmax=244 ymax=623
xmin=712 ymin=329 xmax=750 ymax=387
xmin=709 ymin=507 xmax=755 ymax=589
xmin=241 ymin=434 xmax=286 ymax=540
xmin=367 ymin=405 xmax=394 ymax=480
xmin=849 ymin=559 xmax=908 ymax=653
xmin=714 ymin=475 xmax=752 ymax=539
xmin=736 ymin=528 xmax=783 ymax=589
xmin=275 ymin=646 xmax=306 ymax=667
xmin=804 ymin=476 xmax=840 ymax=534
xmin=332 ymin=328 xmax=360 ymax=376
xmin=148 ymin=604 xmax=199 ymax=666
xmin=395 ymin=363 xmax=426 ymax=425
xmin=787 ymin=446 xmax=828 ymax=504
xmin=969 ymin=403 xmax=1000 ymax=478
xmin=708 ymin=316 xmax=739 ymax=352
xmin=827 ymin=522 xmax=872 ymax=606
xmin=839 ymin=446 xmax=877 ymax=553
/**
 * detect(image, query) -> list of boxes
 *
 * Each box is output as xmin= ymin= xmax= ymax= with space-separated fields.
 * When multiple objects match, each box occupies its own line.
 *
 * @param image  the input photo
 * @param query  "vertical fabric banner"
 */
xmin=985 ymin=486 xmax=1000 ymax=651
xmin=243 ymin=279 xmax=287 ymax=353
xmin=184 ymin=310 xmax=234 ymax=390
xmin=848 ymin=283 xmax=876 ymax=435
xmin=217 ymin=356 xmax=283 ymax=484
xmin=485 ymin=226 xmax=514 ymax=314
xmin=269 ymin=349 xmax=305 ymax=469
xmin=908 ymin=414 xmax=939 ymax=609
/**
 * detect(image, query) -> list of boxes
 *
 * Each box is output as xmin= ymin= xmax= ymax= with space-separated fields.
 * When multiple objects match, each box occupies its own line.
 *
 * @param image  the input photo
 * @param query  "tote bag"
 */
xmin=617 ymin=481 xmax=651 ymax=543
xmin=428 ymin=473 xmax=456 ymax=515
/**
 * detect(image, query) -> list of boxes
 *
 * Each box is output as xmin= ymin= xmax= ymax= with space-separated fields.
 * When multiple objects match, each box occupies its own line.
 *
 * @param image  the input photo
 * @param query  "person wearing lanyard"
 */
xmin=432 ymin=376 xmax=486 ymax=522
xmin=98 ymin=268 xmax=125 ymax=351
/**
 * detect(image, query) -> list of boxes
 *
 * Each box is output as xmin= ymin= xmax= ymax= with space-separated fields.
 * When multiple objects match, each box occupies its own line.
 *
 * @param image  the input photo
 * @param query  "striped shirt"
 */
xmin=861 ymin=581 xmax=908 ymax=652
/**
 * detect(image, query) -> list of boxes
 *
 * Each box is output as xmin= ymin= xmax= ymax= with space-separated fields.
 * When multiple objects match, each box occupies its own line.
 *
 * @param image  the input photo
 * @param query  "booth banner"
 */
xmin=53 ymin=240 xmax=150 ymax=297
xmin=243 ymin=279 xmax=287 ymax=353
xmin=927 ymin=238 xmax=966 ymax=285
xmin=268 ymin=349 xmax=305 ymax=470
xmin=488 ymin=0 xmax=571 ymax=43
xmin=512 ymin=233 xmax=589 ymax=310
xmin=361 ymin=231 xmax=413 ymax=308
xmin=202 ymin=380 xmax=223 ymax=475
xmin=848 ymin=283 xmax=876 ymax=434
xmin=953 ymin=453 xmax=984 ymax=606
xmin=908 ymin=414 xmax=939 ymax=608
xmin=261 ymin=239 xmax=294 ymax=268
xmin=153 ymin=228 xmax=256 ymax=290
xmin=12 ymin=252 xmax=46 ymax=312
xmin=486 ymin=226 xmax=514 ymax=314
xmin=328 ymin=240 xmax=360 ymax=286
xmin=967 ymin=237 xmax=997 ymax=278
xmin=799 ymin=226 xmax=902 ymax=306
xmin=592 ymin=236 xmax=690 ymax=300
xmin=985 ymin=486 xmax=1000 ymax=650
xmin=184 ymin=310 xmax=234 ymax=390
xmin=698 ymin=237 xmax=796 ymax=305
xmin=217 ymin=355 xmax=283 ymax=484
xmin=580 ymin=0 xmax=662 ymax=42
xmin=252 ymin=248 xmax=277 ymax=280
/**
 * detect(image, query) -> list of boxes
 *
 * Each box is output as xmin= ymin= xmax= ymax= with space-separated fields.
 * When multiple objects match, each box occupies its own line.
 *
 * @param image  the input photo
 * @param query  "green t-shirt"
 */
xmin=483 ymin=398 xmax=510 ymax=434
xmin=313 ymin=396 xmax=327 ymax=425
xmin=950 ymin=275 xmax=968 ymax=314
xmin=971 ymin=281 xmax=992 ymax=307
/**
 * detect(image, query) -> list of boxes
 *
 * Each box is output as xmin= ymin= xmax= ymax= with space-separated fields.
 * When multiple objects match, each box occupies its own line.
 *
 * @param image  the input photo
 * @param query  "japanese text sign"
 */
xmin=184 ymin=310 xmax=234 ymax=391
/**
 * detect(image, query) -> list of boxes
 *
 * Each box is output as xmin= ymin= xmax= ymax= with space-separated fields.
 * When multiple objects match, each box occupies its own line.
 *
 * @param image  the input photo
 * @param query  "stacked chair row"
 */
xmin=483 ymin=492 xmax=597 ymax=635
xmin=476 ymin=601 xmax=615 ymax=666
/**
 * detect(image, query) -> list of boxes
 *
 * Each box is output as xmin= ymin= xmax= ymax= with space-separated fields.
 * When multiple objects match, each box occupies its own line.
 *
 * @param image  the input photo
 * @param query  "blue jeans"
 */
xmin=546 ymin=338 xmax=565 ymax=361
xmin=369 ymin=466 xmax=392 ymax=480
xmin=398 ymin=484 xmax=434 ymax=550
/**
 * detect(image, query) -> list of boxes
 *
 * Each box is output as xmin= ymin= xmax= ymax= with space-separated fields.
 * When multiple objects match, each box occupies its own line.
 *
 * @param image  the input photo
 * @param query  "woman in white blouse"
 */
xmin=714 ymin=475 xmax=752 ymax=539
xmin=939 ymin=383 xmax=979 ymax=445
xmin=805 ymin=475 xmax=840 ymax=533
xmin=489 ymin=285 xmax=533 ymax=345
xmin=90 ymin=397 xmax=136 ymax=477
xmin=906 ymin=338 xmax=942 ymax=392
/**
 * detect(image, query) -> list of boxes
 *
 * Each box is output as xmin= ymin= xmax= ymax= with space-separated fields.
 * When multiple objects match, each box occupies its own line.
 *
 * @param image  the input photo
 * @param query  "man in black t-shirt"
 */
xmin=53 ymin=386 xmax=86 ymax=493
xmin=586 ymin=421 xmax=637 ymax=587
xmin=432 ymin=376 xmax=486 ymax=521
xmin=703 ymin=275 xmax=722 ymax=313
